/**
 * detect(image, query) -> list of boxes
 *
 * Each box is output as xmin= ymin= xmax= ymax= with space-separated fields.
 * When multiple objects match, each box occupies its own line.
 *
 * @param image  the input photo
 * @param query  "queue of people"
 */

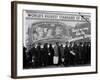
xmin=23 ymin=42 xmax=91 ymax=69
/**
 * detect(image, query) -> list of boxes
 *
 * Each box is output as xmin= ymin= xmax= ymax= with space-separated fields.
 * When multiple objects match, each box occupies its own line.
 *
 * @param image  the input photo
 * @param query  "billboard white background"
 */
xmin=0 ymin=0 xmax=99 ymax=80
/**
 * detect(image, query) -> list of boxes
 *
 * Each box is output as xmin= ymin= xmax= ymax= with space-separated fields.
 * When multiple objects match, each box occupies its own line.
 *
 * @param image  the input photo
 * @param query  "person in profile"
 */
xmin=40 ymin=44 xmax=44 ymax=67
xmin=42 ymin=43 xmax=49 ymax=67
xmin=54 ymin=42 xmax=62 ymax=66
xmin=64 ymin=42 xmax=70 ymax=66
xmin=54 ymin=42 xmax=59 ymax=66
xmin=59 ymin=44 xmax=65 ymax=66
xmin=78 ymin=42 xmax=84 ymax=65
xmin=48 ymin=44 xmax=54 ymax=65
xmin=35 ymin=43 xmax=41 ymax=68
xmin=74 ymin=42 xmax=80 ymax=65
xmin=69 ymin=42 xmax=76 ymax=66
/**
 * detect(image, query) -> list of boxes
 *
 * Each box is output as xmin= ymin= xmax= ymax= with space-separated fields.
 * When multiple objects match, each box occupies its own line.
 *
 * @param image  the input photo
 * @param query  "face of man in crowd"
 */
xmin=81 ymin=44 xmax=84 ymax=47
xmin=67 ymin=43 xmax=70 ymax=47
xmin=59 ymin=43 xmax=61 ymax=46
xmin=47 ymin=44 xmax=50 ymax=48
xmin=77 ymin=43 xmax=79 ymax=46
xmin=41 ymin=45 xmax=44 ymax=48
xmin=71 ymin=42 xmax=74 ymax=47
xmin=52 ymin=44 xmax=55 ymax=48
xmin=63 ymin=44 xmax=66 ymax=48
xmin=35 ymin=44 xmax=37 ymax=48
